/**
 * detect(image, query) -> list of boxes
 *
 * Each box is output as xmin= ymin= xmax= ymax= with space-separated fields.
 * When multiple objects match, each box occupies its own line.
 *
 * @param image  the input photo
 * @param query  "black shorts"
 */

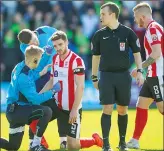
xmin=139 ymin=76 xmax=164 ymax=102
xmin=99 ymin=71 xmax=132 ymax=106
xmin=6 ymin=104 xmax=51 ymax=131
xmin=41 ymin=98 xmax=60 ymax=121
xmin=57 ymin=108 xmax=82 ymax=139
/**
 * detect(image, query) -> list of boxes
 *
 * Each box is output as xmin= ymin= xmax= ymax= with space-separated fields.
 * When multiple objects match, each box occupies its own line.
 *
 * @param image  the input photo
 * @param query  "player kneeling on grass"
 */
xmin=0 ymin=45 xmax=61 ymax=151
xmin=41 ymin=30 xmax=103 ymax=151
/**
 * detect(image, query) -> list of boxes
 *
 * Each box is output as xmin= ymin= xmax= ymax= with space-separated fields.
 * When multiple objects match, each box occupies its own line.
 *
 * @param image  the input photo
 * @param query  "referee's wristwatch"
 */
xmin=137 ymin=69 xmax=143 ymax=74
xmin=91 ymin=75 xmax=98 ymax=82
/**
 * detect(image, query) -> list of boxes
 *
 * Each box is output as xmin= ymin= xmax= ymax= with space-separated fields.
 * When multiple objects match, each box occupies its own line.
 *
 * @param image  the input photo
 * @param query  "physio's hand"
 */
xmin=136 ymin=72 xmax=144 ymax=87
xmin=130 ymin=68 xmax=137 ymax=78
xmin=52 ymin=82 xmax=61 ymax=93
xmin=40 ymin=64 xmax=52 ymax=77
xmin=69 ymin=109 xmax=78 ymax=124
xmin=44 ymin=45 xmax=53 ymax=55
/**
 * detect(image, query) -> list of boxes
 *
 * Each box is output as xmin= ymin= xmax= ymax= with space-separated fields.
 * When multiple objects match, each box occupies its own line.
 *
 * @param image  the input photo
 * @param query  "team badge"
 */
xmin=151 ymin=34 xmax=158 ymax=41
xmin=120 ymin=42 xmax=125 ymax=51
xmin=54 ymin=70 xmax=58 ymax=77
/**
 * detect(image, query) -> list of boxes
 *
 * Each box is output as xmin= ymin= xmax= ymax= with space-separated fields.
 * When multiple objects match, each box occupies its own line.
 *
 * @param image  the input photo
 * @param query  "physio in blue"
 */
xmin=17 ymin=26 xmax=68 ymax=150
xmin=0 ymin=45 xmax=60 ymax=151
xmin=18 ymin=26 xmax=57 ymax=92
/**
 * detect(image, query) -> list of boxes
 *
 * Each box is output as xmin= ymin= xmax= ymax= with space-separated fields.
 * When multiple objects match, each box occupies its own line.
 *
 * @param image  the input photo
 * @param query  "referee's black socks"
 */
xmin=118 ymin=114 xmax=128 ymax=143
xmin=101 ymin=113 xmax=111 ymax=149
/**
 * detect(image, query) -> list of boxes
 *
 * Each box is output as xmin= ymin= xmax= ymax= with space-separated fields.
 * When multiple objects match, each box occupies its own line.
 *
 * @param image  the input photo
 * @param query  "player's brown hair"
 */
xmin=101 ymin=2 xmax=120 ymax=19
xmin=17 ymin=29 xmax=32 ymax=44
xmin=25 ymin=45 xmax=43 ymax=58
xmin=133 ymin=2 xmax=152 ymax=14
xmin=51 ymin=30 xmax=67 ymax=42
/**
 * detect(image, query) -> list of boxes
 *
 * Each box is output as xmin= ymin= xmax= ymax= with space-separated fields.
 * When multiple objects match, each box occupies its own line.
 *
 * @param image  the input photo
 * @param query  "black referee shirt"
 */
xmin=91 ymin=24 xmax=141 ymax=72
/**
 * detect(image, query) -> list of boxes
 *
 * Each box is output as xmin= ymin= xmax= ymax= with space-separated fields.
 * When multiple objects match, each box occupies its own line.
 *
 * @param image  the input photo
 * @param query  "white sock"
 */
xmin=60 ymin=137 xmax=67 ymax=143
xmin=32 ymin=135 xmax=42 ymax=147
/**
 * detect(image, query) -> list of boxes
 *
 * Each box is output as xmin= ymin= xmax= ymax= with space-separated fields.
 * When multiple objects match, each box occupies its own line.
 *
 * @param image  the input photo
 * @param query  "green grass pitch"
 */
xmin=1 ymin=109 xmax=163 ymax=151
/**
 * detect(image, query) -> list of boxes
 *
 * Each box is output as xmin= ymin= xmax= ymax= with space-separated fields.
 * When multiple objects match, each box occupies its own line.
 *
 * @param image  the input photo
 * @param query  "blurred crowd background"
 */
xmin=1 ymin=0 xmax=164 ymax=81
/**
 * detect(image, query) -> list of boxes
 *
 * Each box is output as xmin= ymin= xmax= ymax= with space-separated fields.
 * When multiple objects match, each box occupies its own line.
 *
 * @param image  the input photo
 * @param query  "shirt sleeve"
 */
xmin=72 ymin=57 xmax=85 ymax=75
xmin=128 ymin=29 xmax=141 ymax=53
xmin=147 ymin=27 xmax=162 ymax=46
xmin=18 ymin=73 xmax=53 ymax=105
xmin=20 ymin=43 xmax=29 ymax=54
xmin=91 ymin=32 xmax=101 ymax=55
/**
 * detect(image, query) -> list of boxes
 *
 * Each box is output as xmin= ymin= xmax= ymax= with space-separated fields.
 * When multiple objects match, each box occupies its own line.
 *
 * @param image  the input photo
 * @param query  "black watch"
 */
xmin=137 ymin=69 xmax=143 ymax=74
xmin=91 ymin=75 xmax=98 ymax=82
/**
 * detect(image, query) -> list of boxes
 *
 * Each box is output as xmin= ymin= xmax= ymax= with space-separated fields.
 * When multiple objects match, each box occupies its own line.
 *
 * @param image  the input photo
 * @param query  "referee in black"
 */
xmin=91 ymin=2 xmax=144 ymax=151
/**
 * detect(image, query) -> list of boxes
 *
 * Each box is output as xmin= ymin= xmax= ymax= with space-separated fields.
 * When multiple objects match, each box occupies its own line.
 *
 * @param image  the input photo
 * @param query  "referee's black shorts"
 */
xmin=99 ymin=71 xmax=132 ymax=106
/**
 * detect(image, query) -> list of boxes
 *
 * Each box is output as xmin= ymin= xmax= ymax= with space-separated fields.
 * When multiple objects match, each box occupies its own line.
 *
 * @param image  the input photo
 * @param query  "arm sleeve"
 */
xmin=128 ymin=29 xmax=141 ymax=53
xmin=72 ymin=57 xmax=85 ymax=75
xmin=20 ymin=44 xmax=29 ymax=54
xmin=18 ymin=74 xmax=53 ymax=105
xmin=147 ymin=27 xmax=162 ymax=46
xmin=91 ymin=32 xmax=101 ymax=55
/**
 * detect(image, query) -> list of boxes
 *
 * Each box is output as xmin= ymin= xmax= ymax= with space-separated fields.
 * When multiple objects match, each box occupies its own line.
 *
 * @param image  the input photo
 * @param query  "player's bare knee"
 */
xmin=67 ymin=141 xmax=79 ymax=150
xmin=117 ymin=106 xmax=128 ymax=115
xmin=136 ymin=97 xmax=153 ymax=109
xmin=67 ymin=136 xmax=80 ymax=150
xmin=103 ymin=105 xmax=113 ymax=115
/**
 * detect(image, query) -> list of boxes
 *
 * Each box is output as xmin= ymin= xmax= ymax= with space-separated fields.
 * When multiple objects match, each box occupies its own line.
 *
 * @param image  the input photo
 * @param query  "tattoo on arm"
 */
xmin=142 ymin=57 xmax=155 ymax=69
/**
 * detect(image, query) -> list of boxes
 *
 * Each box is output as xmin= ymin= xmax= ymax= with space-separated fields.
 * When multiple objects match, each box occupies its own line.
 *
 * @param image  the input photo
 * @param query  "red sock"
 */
xmin=30 ymin=120 xmax=39 ymax=133
xmin=80 ymin=138 xmax=95 ymax=148
xmin=30 ymin=120 xmax=49 ymax=148
xmin=133 ymin=107 xmax=148 ymax=140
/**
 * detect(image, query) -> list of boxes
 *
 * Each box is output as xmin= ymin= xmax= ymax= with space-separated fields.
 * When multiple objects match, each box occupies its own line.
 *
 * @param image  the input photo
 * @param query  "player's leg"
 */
xmin=67 ymin=109 xmax=103 ymax=151
xmin=127 ymin=77 xmax=159 ymax=149
xmin=115 ymin=71 xmax=132 ymax=151
xmin=57 ymin=110 xmax=68 ymax=149
xmin=29 ymin=98 xmax=60 ymax=149
xmin=29 ymin=71 xmax=51 ymax=148
xmin=0 ymin=123 xmax=25 ymax=150
xmin=156 ymin=101 xmax=164 ymax=115
xmin=99 ymin=72 xmax=115 ymax=151
xmin=28 ymin=105 xmax=52 ymax=150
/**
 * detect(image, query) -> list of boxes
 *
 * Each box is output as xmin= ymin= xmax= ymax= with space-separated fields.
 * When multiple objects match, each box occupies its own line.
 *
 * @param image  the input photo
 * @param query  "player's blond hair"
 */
xmin=133 ymin=2 xmax=152 ymax=14
xmin=25 ymin=45 xmax=43 ymax=58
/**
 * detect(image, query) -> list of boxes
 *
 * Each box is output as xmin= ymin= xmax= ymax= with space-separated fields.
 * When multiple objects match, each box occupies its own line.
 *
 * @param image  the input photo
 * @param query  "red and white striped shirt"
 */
xmin=51 ymin=50 xmax=85 ymax=111
xmin=144 ymin=20 xmax=163 ymax=77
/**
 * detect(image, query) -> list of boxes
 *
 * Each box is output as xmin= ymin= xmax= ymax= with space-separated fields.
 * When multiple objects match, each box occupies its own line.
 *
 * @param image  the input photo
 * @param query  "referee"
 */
xmin=91 ymin=2 xmax=144 ymax=151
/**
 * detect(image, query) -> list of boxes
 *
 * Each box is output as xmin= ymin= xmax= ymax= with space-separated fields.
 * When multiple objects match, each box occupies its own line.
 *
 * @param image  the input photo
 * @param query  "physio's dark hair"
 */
xmin=17 ymin=29 xmax=32 ymax=44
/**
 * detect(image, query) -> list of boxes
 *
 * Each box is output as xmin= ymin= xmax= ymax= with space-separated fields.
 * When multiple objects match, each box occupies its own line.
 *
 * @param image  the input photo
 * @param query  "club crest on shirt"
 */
xmin=151 ymin=34 xmax=158 ymax=41
xmin=54 ymin=70 xmax=58 ymax=77
xmin=120 ymin=42 xmax=125 ymax=51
